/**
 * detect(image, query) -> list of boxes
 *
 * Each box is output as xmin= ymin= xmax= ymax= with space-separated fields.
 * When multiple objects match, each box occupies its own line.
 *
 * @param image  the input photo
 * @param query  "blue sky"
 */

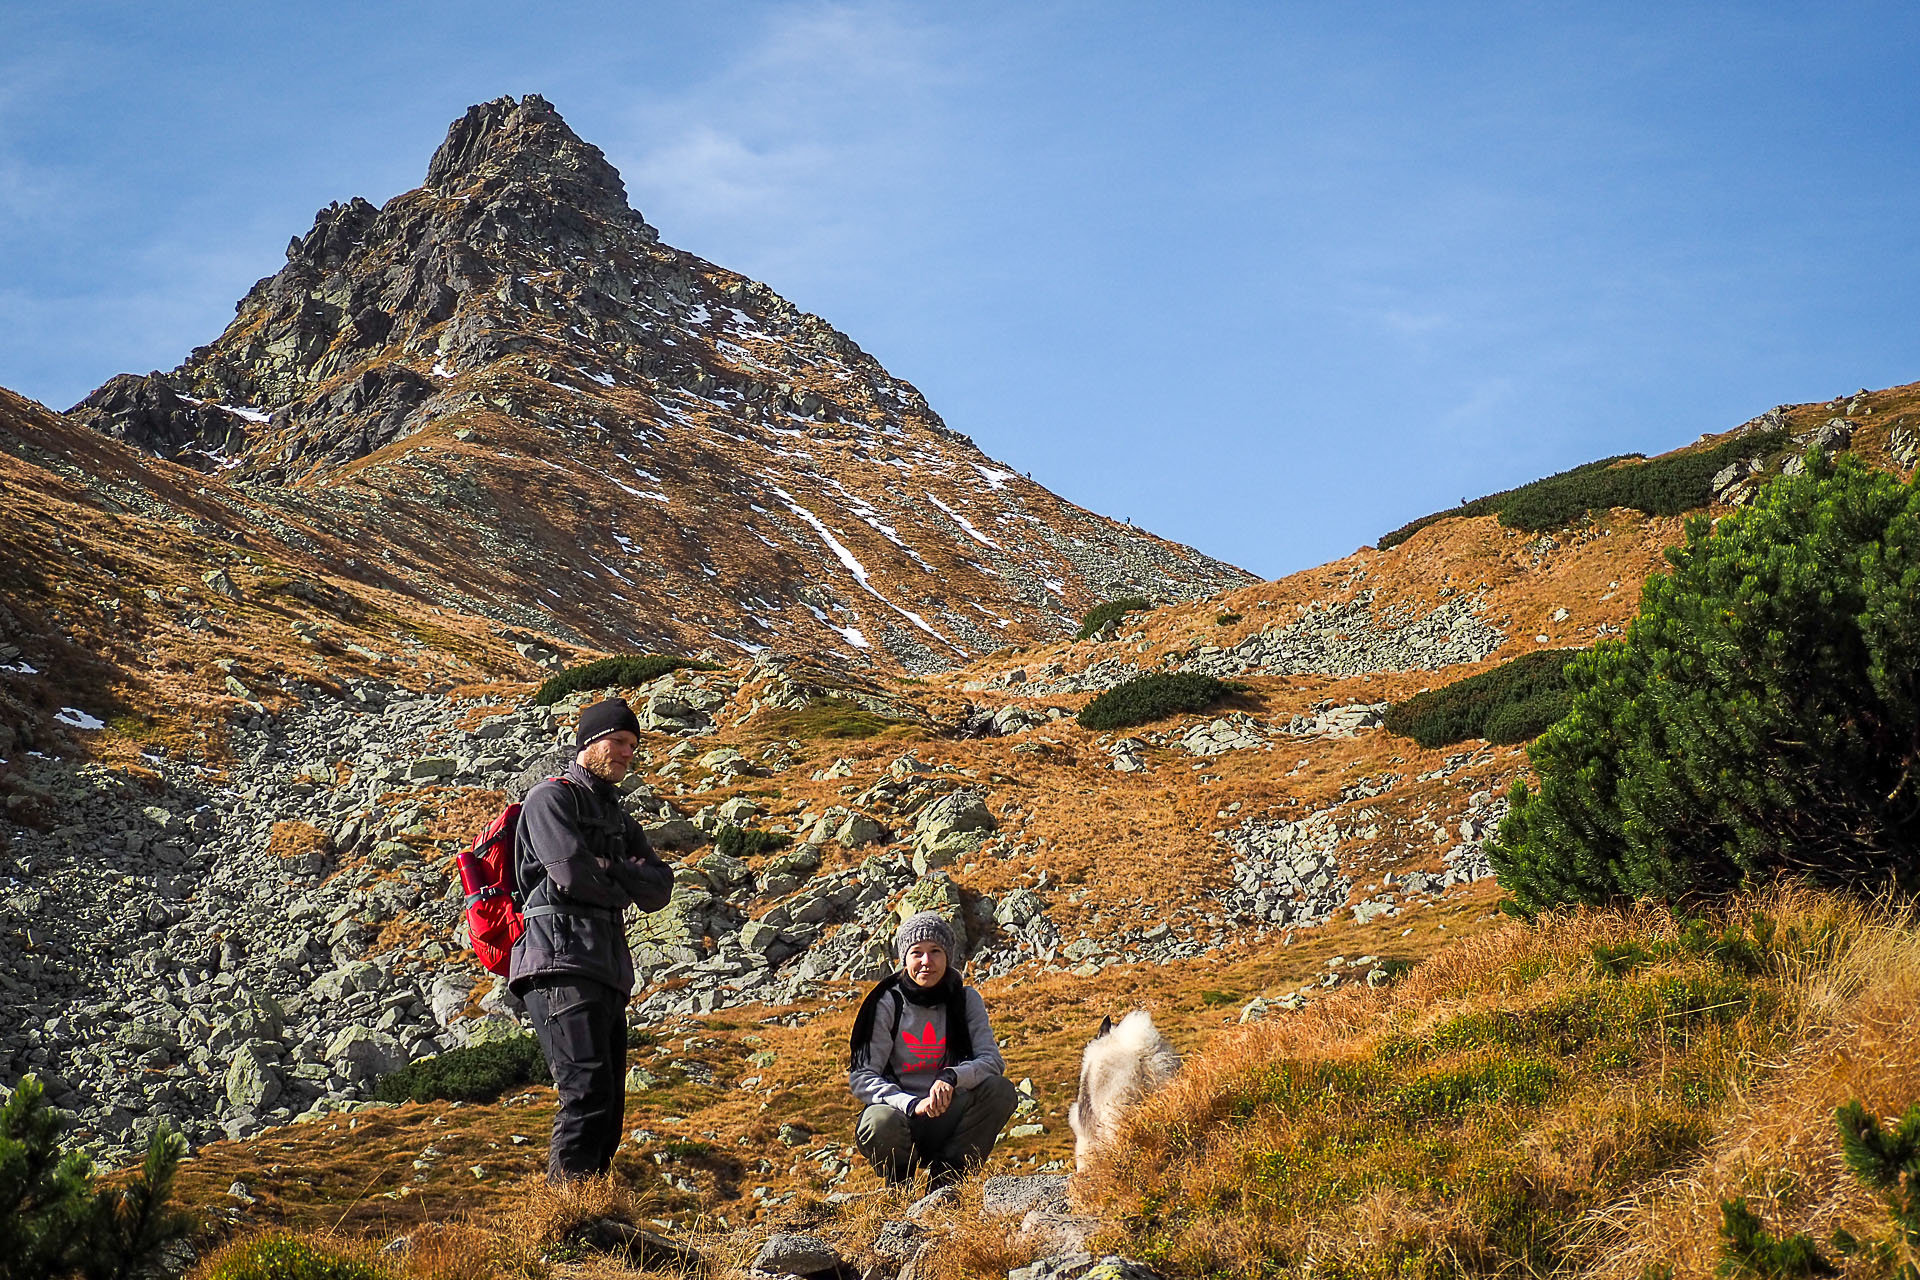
xmin=3 ymin=2 xmax=1918 ymax=579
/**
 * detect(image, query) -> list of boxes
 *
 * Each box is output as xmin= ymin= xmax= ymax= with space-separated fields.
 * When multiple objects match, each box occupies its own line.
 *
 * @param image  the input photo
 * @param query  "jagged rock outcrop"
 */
xmin=66 ymin=372 xmax=253 ymax=469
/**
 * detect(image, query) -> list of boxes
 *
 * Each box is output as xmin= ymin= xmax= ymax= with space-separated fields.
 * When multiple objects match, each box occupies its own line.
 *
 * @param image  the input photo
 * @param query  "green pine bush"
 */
xmin=1492 ymin=453 xmax=1920 ymax=913
xmin=372 ymin=1033 xmax=548 ymax=1104
xmin=1077 ymin=673 xmax=1245 ymax=731
xmin=0 ymin=1074 xmax=191 ymax=1280
xmin=531 ymin=654 xmax=718 ymax=706
xmin=1718 ymin=1097 xmax=1920 ymax=1279
xmin=1076 ymin=597 xmax=1151 ymax=640
xmin=1378 ymin=429 xmax=1794 ymax=550
xmin=199 ymin=1233 xmax=392 ymax=1280
xmin=1382 ymin=648 xmax=1581 ymax=748
xmin=1377 ymin=454 xmax=1643 ymax=549
xmin=1831 ymin=1099 xmax=1920 ymax=1273
xmin=714 ymin=825 xmax=792 ymax=858
xmin=1716 ymin=1198 xmax=1833 ymax=1278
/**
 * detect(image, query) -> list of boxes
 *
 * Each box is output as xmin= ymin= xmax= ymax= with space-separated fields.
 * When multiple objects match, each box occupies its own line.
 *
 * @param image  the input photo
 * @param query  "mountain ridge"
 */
xmin=64 ymin=93 xmax=1252 ymax=672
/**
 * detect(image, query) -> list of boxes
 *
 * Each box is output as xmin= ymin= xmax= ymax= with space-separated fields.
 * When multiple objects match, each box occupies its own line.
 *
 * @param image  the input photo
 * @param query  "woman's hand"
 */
xmin=917 ymin=1079 xmax=955 ymax=1118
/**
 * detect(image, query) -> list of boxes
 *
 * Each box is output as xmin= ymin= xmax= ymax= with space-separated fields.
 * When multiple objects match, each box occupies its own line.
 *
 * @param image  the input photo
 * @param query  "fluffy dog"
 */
xmin=1067 ymin=1010 xmax=1181 ymax=1170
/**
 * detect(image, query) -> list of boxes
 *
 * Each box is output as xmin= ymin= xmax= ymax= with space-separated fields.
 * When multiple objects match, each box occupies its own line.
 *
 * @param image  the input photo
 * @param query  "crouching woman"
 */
xmin=848 ymin=912 xmax=1019 ymax=1187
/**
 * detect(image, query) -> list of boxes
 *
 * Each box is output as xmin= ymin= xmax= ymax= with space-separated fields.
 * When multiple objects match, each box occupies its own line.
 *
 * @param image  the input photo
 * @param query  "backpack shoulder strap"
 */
xmin=879 ymin=987 xmax=906 ymax=1084
xmin=513 ymin=776 xmax=580 ymax=906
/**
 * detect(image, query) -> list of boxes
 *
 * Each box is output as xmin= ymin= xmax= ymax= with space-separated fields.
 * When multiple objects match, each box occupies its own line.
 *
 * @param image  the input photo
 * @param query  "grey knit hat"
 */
xmin=894 ymin=911 xmax=958 ymax=962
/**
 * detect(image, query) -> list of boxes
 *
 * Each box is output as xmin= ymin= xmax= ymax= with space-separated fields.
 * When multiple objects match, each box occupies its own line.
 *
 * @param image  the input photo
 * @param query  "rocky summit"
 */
xmin=65 ymin=94 xmax=1250 ymax=671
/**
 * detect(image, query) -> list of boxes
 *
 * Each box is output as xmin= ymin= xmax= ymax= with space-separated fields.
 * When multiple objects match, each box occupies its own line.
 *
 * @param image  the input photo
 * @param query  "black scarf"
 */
xmin=848 ymin=970 xmax=973 ymax=1072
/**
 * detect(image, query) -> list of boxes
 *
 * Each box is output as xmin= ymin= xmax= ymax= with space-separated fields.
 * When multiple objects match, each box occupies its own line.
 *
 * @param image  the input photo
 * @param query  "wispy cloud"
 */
xmin=0 ymin=52 xmax=75 ymax=225
xmin=1437 ymin=375 xmax=1518 ymax=433
xmin=601 ymin=3 xmax=962 ymax=278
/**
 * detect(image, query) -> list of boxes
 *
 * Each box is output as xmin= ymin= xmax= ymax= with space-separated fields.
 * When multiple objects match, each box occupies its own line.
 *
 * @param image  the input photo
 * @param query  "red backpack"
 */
xmin=457 ymin=777 xmax=566 ymax=976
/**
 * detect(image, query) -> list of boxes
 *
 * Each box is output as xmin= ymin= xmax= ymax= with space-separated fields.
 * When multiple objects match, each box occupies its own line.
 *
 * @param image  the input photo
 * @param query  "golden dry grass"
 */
xmin=1075 ymin=888 xmax=1920 ymax=1279
xmin=1583 ymin=892 xmax=1920 ymax=1279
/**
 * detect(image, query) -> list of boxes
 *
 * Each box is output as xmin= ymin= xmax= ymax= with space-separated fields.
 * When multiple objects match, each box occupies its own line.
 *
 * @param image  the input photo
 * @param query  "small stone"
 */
xmin=750 ymin=1232 xmax=842 ymax=1275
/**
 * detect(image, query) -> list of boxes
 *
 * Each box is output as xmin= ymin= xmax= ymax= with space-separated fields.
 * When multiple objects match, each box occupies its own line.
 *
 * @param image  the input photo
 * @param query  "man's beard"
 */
xmin=581 ymin=746 xmax=627 ymax=783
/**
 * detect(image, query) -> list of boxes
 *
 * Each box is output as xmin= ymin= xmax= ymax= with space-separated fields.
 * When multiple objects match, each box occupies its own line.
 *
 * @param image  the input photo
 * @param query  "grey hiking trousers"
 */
xmin=855 ymin=1073 xmax=1020 ymax=1185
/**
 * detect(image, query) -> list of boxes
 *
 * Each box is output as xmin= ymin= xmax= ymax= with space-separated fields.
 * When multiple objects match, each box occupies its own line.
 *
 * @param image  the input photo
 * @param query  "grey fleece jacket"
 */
xmin=849 ymin=981 xmax=1004 ymax=1114
xmin=508 ymin=760 xmax=672 ymax=995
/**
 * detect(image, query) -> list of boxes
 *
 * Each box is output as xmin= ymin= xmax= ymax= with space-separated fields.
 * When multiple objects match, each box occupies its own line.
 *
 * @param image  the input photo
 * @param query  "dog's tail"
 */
xmin=1104 ymin=1010 xmax=1181 ymax=1080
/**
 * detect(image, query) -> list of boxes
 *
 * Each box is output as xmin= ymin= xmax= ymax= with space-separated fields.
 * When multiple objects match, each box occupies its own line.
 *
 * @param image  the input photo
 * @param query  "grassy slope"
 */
xmin=1077 ymin=889 xmax=1920 ymax=1279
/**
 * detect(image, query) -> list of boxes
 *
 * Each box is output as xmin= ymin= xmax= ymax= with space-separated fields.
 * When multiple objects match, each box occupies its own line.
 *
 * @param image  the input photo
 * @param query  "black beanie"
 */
xmin=575 ymin=698 xmax=641 ymax=749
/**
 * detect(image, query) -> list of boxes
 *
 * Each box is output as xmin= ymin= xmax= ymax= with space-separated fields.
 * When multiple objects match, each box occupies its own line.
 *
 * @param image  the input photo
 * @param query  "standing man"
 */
xmin=510 ymin=697 xmax=673 ymax=1182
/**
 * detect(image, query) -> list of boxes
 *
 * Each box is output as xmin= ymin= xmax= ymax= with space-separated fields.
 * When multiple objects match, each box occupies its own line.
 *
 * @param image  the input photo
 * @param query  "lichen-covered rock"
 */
xmin=912 ymin=791 xmax=996 ymax=867
xmin=896 ymin=873 xmax=969 ymax=958
xmin=836 ymin=813 xmax=889 ymax=848
xmin=326 ymin=1026 xmax=404 ymax=1082
xmin=224 ymin=1044 xmax=283 ymax=1110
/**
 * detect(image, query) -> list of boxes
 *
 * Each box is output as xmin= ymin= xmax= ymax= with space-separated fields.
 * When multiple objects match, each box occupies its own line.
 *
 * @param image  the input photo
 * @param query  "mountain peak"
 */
xmin=424 ymin=93 xmax=629 ymax=212
xmin=65 ymin=92 xmax=1253 ymax=669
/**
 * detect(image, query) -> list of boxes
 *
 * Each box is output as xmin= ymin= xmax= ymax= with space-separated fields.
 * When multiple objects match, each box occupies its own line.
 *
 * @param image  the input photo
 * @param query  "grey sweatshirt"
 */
xmin=849 ymin=982 xmax=1004 ymax=1114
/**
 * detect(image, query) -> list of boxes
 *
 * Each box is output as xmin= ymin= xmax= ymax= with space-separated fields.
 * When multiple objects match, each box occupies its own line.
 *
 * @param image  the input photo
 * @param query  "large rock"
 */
xmin=642 ymin=694 xmax=706 ymax=733
xmin=326 ymin=1026 xmax=405 ymax=1082
xmin=994 ymin=888 xmax=1047 ymax=930
xmin=737 ymin=920 xmax=783 ymax=955
xmin=224 ymin=1044 xmax=283 ymax=1111
xmin=697 ymin=851 xmax=753 ymax=891
xmin=1795 ymin=416 xmax=1855 ymax=454
xmin=215 ymin=994 xmax=286 ymax=1044
xmin=67 ymin=371 xmax=254 ymax=467
xmin=1890 ymin=424 xmax=1919 ymax=471
xmin=981 ymin=1174 xmax=1069 ymax=1217
xmin=641 ymin=816 xmax=706 ymax=852
xmin=408 ymin=756 xmax=458 ymax=781
xmin=715 ymin=796 xmax=759 ymax=824
xmin=835 ymin=814 xmax=889 ymax=848
xmin=750 ymin=1232 xmax=843 ymax=1276
xmin=309 ymin=960 xmax=383 ymax=1001
xmin=912 ymin=791 xmax=996 ymax=869
xmin=761 ymin=844 xmax=823 ymax=896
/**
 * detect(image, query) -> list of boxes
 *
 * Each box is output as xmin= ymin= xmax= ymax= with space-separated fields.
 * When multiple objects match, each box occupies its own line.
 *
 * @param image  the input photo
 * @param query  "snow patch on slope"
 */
xmin=925 ymin=491 xmax=1003 ymax=550
xmin=770 ymin=486 xmax=962 ymax=653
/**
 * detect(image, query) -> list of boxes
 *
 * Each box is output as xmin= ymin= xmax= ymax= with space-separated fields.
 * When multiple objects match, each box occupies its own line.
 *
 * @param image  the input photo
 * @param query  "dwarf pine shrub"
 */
xmin=714 ymin=825 xmax=792 ymax=858
xmin=1382 ymin=648 xmax=1580 ymax=747
xmin=198 ymin=1233 xmax=392 ymax=1280
xmin=1378 ymin=428 xmax=1795 ymax=549
xmin=1076 ymin=596 xmax=1151 ymax=640
xmin=1077 ymin=673 xmax=1243 ymax=730
xmin=373 ymin=1033 xmax=548 ymax=1104
xmin=1492 ymin=454 xmax=1920 ymax=913
xmin=532 ymin=654 xmax=718 ymax=706
xmin=1831 ymin=1098 xmax=1920 ymax=1273
xmin=1717 ymin=1098 xmax=1920 ymax=1279
xmin=0 ymin=1074 xmax=190 ymax=1280
xmin=1377 ymin=453 xmax=1644 ymax=549
xmin=1717 ymin=1198 xmax=1834 ymax=1279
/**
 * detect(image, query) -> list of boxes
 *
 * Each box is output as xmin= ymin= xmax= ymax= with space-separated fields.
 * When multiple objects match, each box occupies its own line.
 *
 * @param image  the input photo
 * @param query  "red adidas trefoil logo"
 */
xmin=902 ymin=1020 xmax=947 ymax=1069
